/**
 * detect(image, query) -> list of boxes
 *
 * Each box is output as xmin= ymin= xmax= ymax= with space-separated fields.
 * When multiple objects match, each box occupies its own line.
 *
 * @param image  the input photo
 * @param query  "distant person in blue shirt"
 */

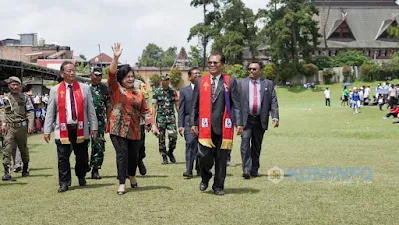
xmin=351 ymin=87 xmax=361 ymax=114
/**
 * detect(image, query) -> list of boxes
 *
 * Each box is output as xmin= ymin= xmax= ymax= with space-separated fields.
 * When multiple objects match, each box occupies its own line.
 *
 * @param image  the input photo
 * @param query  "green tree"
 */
xmin=150 ymin=74 xmax=161 ymax=88
xmin=302 ymin=63 xmax=318 ymax=78
xmin=189 ymin=45 xmax=203 ymax=67
xmin=160 ymin=47 xmax=177 ymax=68
xmin=312 ymin=55 xmax=332 ymax=70
xmin=169 ymin=68 xmax=182 ymax=88
xmin=322 ymin=69 xmax=335 ymax=84
xmin=76 ymin=63 xmax=89 ymax=74
xmin=342 ymin=65 xmax=352 ymax=82
xmin=360 ymin=62 xmax=381 ymax=82
xmin=211 ymin=0 xmax=258 ymax=64
xmin=137 ymin=43 xmax=164 ymax=67
xmin=278 ymin=63 xmax=297 ymax=81
xmin=258 ymin=0 xmax=321 ymax=75
xmin=332 ymin=50 xmax=371 ymax=67
xmin=188 ymin=0 xmax=221 ymax=70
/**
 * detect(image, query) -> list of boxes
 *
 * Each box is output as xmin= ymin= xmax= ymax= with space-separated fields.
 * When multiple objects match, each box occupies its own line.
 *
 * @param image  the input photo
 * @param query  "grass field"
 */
xmin=1 ymin=80 xmax=399 ymax=225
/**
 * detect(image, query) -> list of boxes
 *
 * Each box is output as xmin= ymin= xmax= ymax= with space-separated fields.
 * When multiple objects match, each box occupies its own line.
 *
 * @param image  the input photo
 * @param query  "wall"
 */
xmin=317 ymin=66 xmax=360 ymax=84
xmin=0 ymin=46 xmax=33 ymax=62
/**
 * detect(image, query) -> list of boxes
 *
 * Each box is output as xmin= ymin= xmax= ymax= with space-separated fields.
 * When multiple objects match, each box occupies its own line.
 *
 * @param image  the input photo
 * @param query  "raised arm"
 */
xmin=108 ymin=43 xmax=123 ymax=93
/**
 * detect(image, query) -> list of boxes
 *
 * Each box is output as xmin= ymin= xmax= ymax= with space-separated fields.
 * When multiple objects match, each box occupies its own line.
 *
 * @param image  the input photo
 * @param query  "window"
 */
xmin=328 ymin=20 xmax=355 ymax=40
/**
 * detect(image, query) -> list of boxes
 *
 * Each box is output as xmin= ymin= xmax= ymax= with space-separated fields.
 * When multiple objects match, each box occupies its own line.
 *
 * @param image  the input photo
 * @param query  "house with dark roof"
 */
xmin=248 ymin=0 xmax=399 ymax=64
xmin=312 ymin=0 xmax=399 ymax=59
xmin=89 ymin=53 xmax=113 ymax=68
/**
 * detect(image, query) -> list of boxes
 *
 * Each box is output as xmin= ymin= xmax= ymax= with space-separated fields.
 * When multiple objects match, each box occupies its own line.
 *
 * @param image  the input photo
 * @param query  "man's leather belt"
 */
xmin=248 ymin=115 xmax=260 ymax=118
xmin=7 ymin=121 xmax=27 ymax=128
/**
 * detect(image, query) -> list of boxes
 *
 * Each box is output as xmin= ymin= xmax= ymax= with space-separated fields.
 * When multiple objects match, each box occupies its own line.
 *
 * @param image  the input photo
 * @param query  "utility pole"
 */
xmin=98 ymin=44 xmax=102 ymax=68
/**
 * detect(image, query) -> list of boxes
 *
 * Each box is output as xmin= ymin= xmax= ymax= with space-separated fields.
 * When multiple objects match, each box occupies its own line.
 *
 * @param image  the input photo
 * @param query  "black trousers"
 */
xmin=198 ymin=132 xmax=230 ymax=191
xmin=110 ymin=134 xmax=139 ymax=184
xmin=139 ymin=125 xmax=146 ymax=162
xmin=386 ymin=112 xmax=397 ymax=118
xmin=325 ymin=98 xmax=330 ymax=106
xmin=55 ymin=125 xmax=89 ymax=186
xmin=240 ymin=116 xmax=266 ymax=174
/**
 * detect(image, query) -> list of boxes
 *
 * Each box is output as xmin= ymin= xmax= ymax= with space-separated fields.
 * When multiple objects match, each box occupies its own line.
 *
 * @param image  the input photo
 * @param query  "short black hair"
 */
xmin=117 ymin=65 xmax=135 ymax=85
xmin=60 ymin=61 xmax=74 ymax=73
xmin=248 ymin=61 xmax=264 ymax=70
xmin=208 ymin=52 xmax=225 ymax=64
xmin=188 ymin=67 xmax=200 ymax=76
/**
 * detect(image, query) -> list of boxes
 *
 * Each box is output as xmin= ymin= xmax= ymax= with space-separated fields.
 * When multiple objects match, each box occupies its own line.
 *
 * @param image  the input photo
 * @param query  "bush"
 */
xmin=224 ymin=64 xmax=247 ymax=78
xmin=360 ymin=62 xmax=381 ymax=82
xmin=302 ymin=63 xmax=319 ymax=77
xmin=278 ymin=63 xmax=297 ymax=82
xmin=312 ymin=56 xmax=332 ymax=70
xmin=263 ymin=63 xmax=277 ymax=82
xmin=332 ymin=50 xmax=371 ymax=67
xmin=322 ymin=69 xmax=335 ymax=84
xmin=169 ymin=68 xmax=182 ymax=89
xmin=342 ymin=65 xmax=352 ymax=82
xmin=150 ymin=74 xmax=160 ymax=89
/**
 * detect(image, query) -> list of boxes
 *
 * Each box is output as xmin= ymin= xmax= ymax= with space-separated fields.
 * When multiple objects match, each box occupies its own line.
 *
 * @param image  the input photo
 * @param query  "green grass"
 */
xmin=1 ymin=81 xmax=399 ymax=225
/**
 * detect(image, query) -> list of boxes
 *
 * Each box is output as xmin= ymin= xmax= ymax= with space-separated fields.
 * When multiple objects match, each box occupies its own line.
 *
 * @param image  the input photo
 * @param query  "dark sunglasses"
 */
xmin=208 ymin=61 xmax=220 ymax=65
xmin=248 ymin=68 xmax=258 ymax=71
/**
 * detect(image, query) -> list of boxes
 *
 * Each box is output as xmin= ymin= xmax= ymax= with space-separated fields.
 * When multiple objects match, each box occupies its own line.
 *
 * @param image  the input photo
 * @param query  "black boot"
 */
xmin=2 ymin=165 xmax=12 ymax=181
xmin=91 ymin=167 xmax=101 ymax=179
xmin=138 ymin=161 xmax=147 ymax=176
xmin=167 ymin=152 xmax=176 ymax=163
xmin=22 ymin=163 xmax=29 ymax=177
xmin=162 ymin=155 xmax=168 ymax=165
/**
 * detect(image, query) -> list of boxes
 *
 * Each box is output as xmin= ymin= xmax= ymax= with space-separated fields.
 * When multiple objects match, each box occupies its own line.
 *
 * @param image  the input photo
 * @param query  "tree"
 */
xmin=322 ymin=69 xmax=335 ymax=84
xmin=137 ymin=43 xmax=164 ymax=67
xmin=160 ymin=47 xmax=177 ymax=68
xmin=189 ymin=45 xmax=203 ymax=67
xmin=188 ymin=0 xmax=221 ymax=70
xmin=169 ymin=69 xmax=182 ymax=89
xmin=360 ymin=62 xmax=381 ymax=82
xmin=342 ymin=65 xmax=352 ymax=82
xmin=150 ymin=74 xmax=161 ymax=88
xmin=76 ymin=63 xmax=89 ymax=74
xmin=312 ymin=55 xmax=332 ymax=70
xmin=211 ymin=0 xmax=258 ymax=64
xmin=259 ymin=0 xmax=321 ymax=75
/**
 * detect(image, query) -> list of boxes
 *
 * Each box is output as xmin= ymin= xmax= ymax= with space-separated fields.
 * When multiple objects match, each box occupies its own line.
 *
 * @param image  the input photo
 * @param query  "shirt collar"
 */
xmin=250 ymin=78 xmax=261 ymax=83
xmin=190 ymin=83 xmax=195 ymax=89
xmin=64 ymin=81 xmax=73 ymax=87
xmin=211 ymin=74 xmax=221 ymax=80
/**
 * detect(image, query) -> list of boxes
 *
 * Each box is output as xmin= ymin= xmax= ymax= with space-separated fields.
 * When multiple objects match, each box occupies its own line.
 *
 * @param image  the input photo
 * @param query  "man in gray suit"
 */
xmin=178 ymin=67 xmax=201 ymax=178
xmin=239 ymin=61 xmax=279 ymax=179
xmin=191 ymin=53 xmax=243 ymax=196
xmin=44 ymin=61 xmax=98 ymax=193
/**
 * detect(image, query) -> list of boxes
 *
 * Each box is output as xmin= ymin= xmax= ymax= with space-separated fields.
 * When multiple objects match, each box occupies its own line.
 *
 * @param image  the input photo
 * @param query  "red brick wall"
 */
xmin=0 ymin=46 xmax=33 ymax=62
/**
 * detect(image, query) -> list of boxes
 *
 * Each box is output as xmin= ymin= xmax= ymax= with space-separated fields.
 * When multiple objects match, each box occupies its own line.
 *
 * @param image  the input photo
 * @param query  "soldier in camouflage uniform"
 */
xmin=134 ymin=79 xmax=149 ymax=175
xmin=152 ymin=73 xmax=179 ymax=165
xmin=89 ymin=67 xmax=110 ymax=179
xmin=0 ymin=77 xmax=35 ymax=180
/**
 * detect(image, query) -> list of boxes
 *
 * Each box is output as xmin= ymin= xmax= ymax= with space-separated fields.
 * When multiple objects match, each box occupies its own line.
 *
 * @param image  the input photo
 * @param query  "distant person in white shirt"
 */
xmin=324 ymin=87 xmax=331 ymax=106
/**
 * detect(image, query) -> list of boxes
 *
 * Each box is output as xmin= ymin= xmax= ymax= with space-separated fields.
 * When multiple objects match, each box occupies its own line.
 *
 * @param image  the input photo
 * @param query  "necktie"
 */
xmin=252 ymin=81 xmax=258 ymax=115
xmin=68 ymin=85 xmax=77 ymax=121
xmin=212 ymin=76 xmax=217 ymax=99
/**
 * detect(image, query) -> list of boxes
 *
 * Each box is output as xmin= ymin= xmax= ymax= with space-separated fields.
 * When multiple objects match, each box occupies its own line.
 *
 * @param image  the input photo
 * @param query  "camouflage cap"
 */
xmin=160 ymin=73 xmax=170 ymax=80
xmin=6 ymin=76 xmax=21 ymax=84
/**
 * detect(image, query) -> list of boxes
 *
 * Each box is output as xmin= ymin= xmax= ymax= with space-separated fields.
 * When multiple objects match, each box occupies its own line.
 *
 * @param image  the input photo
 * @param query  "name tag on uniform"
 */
xmin=201 ymin=118 xmax=208 ymax=128
xmin=225 ymin=118 xmax=232 ymax=128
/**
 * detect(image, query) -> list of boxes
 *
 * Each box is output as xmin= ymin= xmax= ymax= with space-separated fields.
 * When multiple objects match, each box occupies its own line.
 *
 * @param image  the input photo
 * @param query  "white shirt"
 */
xmin=191 ymin=83 xmax=195 ymax=90
xmin=324 ymin=90 xmax=330 ymax=99
xmin=364 ymin=88 xmax=370 ymax=98
xmin=64 ymin=82 xmax=77 ymax=124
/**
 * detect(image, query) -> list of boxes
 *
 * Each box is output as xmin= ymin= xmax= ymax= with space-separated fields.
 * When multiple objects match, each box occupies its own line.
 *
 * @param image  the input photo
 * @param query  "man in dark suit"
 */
xmin=178 ymin=67 xmax=201 ymax=178
xmin=238 ymin=61 xmax=279 ymax=179
xmin=190 ymin=53 xmax=243 ymax=196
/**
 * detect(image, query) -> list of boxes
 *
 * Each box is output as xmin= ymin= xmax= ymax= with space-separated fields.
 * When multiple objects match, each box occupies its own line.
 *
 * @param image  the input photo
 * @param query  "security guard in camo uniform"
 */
xmin=152 ymin=73 xmax=179 ymax=165
xmin=89 ymin=67 xmax=110 ymax=179
xmin=0 ymin=76 xmax=34 ymax=180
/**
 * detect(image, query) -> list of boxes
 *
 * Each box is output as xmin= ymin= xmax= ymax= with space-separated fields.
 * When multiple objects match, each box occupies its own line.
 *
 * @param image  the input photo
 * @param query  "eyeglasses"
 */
xmin=208 ymin=61 xmax=220 ymax=65
xmin=248 ymin=68 xmax=258 ymax=71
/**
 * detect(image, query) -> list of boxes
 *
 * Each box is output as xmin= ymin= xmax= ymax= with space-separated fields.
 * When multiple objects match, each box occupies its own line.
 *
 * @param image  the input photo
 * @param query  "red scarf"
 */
xmin=198 ymin=74 xmax=234 ymax=150
xmin=58 ymin=81 xmax=85 ymax=144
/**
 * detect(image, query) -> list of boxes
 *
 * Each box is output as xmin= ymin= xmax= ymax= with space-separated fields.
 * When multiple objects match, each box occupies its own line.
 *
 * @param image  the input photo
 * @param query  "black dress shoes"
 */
xmin=214 ymin=189 xmax=225 ymax=196
xmin=91 ymin=168 xmax=101 ymax=179
xmin=183 ymin=171 xmax=193 ymax=178
xmin=250 ymin=172 xmax=260 ymax=177
xmin=79 ymin=178 xmax=87 ymax=186
xmin=58 ymin=185 xmax=68 ymax=193
xmin=168 ymin=152 xmax=176 ymax=163
xmin=242 ymin=172 xmax=251 ymax=179
xmin=200 ymin=182 xmax=208 ymax=191
xmin=161 ymin=155 xmax=168 ymax=165
xmin=138 ymin=161 xmax=147 ymax=176
xmin=130 ymin=183 xmax=138 ymax=188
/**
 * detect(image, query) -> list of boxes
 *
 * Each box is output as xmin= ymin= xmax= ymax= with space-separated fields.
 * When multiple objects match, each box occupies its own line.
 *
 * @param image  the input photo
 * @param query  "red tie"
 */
xmin=252 ymin=81 xmax=258 ymax=115
xmin=68 ymin=85 xmax=77 ymax=121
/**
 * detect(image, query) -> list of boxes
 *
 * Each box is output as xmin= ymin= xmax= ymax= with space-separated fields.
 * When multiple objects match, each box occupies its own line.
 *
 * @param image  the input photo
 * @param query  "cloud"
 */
xmin=0 ymin=0 xmax=269 ymax=64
